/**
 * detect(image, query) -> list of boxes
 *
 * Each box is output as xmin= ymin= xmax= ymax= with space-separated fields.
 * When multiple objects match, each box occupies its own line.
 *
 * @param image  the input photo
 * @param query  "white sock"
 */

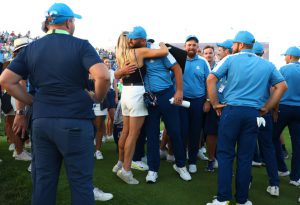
xmin=122 ymin=167 xmax=131 ymax=176
xmin=117 ymin=160 xmax=123 ymax=167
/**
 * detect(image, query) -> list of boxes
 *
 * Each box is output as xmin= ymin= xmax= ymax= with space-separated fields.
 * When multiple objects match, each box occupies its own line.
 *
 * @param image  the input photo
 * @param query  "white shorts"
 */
xmin=121 ymin=86 xmax=148 ymax=117
xmin=93 ymin=104 xmax=107 ymax=116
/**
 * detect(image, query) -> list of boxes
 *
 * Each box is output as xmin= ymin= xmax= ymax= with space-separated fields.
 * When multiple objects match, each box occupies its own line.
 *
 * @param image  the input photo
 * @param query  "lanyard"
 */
xmin=46 ymin=29 xmax=70 ymax=35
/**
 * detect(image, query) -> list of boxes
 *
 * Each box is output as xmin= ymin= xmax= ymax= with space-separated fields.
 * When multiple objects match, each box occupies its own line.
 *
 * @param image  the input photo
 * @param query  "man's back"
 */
xmin=213 ymin=50 xmax=283 ymax=108
xmin=9 ymin=33 xmax=100 ymax=119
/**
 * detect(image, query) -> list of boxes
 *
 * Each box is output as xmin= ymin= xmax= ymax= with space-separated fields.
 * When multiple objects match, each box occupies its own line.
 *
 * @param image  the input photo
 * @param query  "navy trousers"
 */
xmin=145 ymin=87 xmax=186 ymax=172
xmin=31 ymin=118 xmax=95 ymax=205
xmin=179 ymin=97 xmax=205 ymax=164
xmin=217 ymin=106 xmax=259 ymax=204
xmin=257 ymin=113 xmax=279 ymax=186
xmin=273 ymin=104 xmax=300 ymax=181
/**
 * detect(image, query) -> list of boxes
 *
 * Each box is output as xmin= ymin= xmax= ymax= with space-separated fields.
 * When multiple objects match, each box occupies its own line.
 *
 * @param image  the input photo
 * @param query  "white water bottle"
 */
xmin=169 ymin=98 xmax=190 ymax=108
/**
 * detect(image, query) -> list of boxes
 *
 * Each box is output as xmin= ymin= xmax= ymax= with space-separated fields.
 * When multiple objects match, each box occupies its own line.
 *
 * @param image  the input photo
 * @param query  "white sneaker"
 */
xmin=173 ymin=164 xmax=192 ymax=181
xmin=12 ymin=150 xmax=17 ymax=157
xmin=15 ymin=151 xmax=32 ymax=161
xmin=237 ymin=200 xmax=252 ymax=205
xmin=188 ymin=164 xmax=197 ymax=173
xmin=141 ymin=156 xmax=147 ymax=163
xmin=160 ymin=149 xmax=167 ymax=159
xmin=252 ymin=161 xmax=262 ymax=167
xmin=24 ymin=141 xmax=31 ymax=149
xmin=198 ymin=149 xmax=208 ymax=161
xmin=213 ymin=159 xmax=218 ymax=169
xmin=266 ymin=186 xmax=279 ymax=196
xmin=200 ymin=146 xmax=207 ymax=153
xmin=278 ymin=170 xmax=290 ymax=177
xmin=106 ymin=135 xmax=114 ymax=142
xmin=146 ymin=171 xmax=158 ymax=183
xmin=112 ymin=163 xmax=122 ymax=173
xmin=206 ymin=199 xmax=230 ymax=205
xmin=93 ymin=187 xmax=113 ymax=201
xmin=289 ymin=179 xmax=300 ymax=186
xmin=27 ymin=163 xmax=32 ymax=173
xmin=166 ymin=154 xmax=175 ymax=162
xmin=102 ymin=136 xmax=106 ymax=143
xmin=8 ymin=143 xmax=15 ymax=151
xmin=94 ymin=150 xmax=103 ymax=160
xmin=131 ymin=161 xmax=149 ymax=171
xmin=117 ymin=169 xmax=139 ymax=185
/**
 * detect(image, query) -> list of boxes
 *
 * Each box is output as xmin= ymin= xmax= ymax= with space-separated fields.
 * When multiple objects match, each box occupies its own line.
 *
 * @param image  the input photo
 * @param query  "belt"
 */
xmin=123 ymin=82 xmax=144 ymax=86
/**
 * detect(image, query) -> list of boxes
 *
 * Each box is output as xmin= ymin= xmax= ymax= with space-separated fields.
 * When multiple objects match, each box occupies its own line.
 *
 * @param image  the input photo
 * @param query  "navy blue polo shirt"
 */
xmin=8 ymin=32 xmax=101 ymax=119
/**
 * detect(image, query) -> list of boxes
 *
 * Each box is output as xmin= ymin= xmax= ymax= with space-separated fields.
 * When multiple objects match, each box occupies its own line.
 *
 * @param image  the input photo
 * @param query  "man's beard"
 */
xmin=130 ymin=41 xmax=144 ymax=48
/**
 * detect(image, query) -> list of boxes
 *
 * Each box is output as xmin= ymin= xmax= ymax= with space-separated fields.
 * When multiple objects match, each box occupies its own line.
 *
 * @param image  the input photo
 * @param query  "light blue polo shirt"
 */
xmin=212 ymin=49 xmax=284 ymax=109
xmin=183 ymin=55 xmax=210 ymax=98
xmin=144 ymin=49 xmax=177 ymax=92
xmin=279 ymin=62 xmax=300 ymax=106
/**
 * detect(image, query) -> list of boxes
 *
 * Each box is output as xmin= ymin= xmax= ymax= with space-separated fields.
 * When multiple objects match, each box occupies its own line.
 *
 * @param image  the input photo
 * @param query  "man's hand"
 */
xmin=12 ymin=115 xmax=28 ymax=139
xmin=259 ymin=107 xmax=269 ymax=117
xmin=122 ymin=63 xmax=137 ymax=75
xmin=203 ymin=101 xmax=211 ymax=112
xmin=173 ymin=90 xmax=183 ymax=105
xmin=212 ymin=103 xmax=227 ymax=116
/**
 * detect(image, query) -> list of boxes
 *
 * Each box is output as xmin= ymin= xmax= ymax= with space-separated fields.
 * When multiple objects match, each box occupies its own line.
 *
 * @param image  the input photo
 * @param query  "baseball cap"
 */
xmin=252 ymin=42 xmax=264 ymax=54
xmin=216 ymin=39 xmax=233 ymax=50
xmin=233 ymin=31 xmax=255 ymax=45
xmin=47 ymin=3 xmax=82 ymax=25
xmin=282 ymin=46 xmax=300 ymax=57
xmin=13 ymin=37 xmax=32 ymax=52
xmin=185 ymin=35 xmax=199 ymax=43
xmin=128 ymin=26 xmax=147 ymax=39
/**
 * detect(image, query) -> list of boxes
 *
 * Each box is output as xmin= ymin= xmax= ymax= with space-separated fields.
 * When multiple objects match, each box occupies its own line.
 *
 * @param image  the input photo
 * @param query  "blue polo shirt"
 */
xmin=212 ymin=49 xmax=284 ymax=109
xmin=8 ymin=32 xmax=101 ymax=119
xmin=183 ymin=55 xmax=210 ymax=98
xmin=144 ymin=49 xmax=177 ymax=92
xmin=279 ymin=62 xmax=300 ymax=106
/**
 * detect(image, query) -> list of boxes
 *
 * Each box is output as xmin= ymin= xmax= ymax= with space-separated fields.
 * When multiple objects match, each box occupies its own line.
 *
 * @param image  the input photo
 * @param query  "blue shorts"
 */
xmin=204 ymin=107 xmax=219 ymax=136
xmin=106 ymin=89 xmax=116 ymax=109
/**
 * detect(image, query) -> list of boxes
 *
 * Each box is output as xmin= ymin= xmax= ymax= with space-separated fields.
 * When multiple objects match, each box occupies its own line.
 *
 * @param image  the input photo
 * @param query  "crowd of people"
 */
xmin=0 ymin=2 xmax=300 ymax=205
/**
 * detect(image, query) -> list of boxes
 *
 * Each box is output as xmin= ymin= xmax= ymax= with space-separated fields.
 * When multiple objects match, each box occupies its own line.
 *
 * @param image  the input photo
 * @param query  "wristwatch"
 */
xmin=16 ymin=109 xmax=26 ymax=115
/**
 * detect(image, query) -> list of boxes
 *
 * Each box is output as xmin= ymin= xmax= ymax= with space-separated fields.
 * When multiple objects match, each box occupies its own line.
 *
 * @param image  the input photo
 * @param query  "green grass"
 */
xmin=0 ymin=128 xmax=299 ymax=205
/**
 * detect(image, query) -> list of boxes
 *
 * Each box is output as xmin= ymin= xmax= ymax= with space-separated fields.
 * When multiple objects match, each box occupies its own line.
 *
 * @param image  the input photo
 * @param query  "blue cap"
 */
xmin=216 ymin=39 xmax=233 ymax=50
xmin=128 ymin=26 xmax=147 ymax=39
xmin=233 ymin=31 xmax=255 ymax=45
xmin=252 ymin=42 xmax=264 ymax=54
xmin=47 ymin=3 xmax=82 ymax=25
xmin=282 ymin=46 xmax=300 ymax=57
xmin=185 ymin=35 xmax=199 ymax=43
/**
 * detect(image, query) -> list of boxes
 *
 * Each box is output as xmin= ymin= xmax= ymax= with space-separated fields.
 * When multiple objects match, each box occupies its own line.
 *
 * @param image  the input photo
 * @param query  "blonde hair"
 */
xmin=116 ymin=31 xmax=130 ymax=68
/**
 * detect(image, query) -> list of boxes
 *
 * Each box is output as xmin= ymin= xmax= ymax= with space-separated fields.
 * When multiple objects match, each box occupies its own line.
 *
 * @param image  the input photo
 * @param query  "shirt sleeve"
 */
xmin=81 ymin=40 xmax=102 ymax=71
xmin=211 ymin=56 xmax=230 ymax=80
xmin=270 ymin=66 xmax=285 ymax=86
xmin=7 ymin=48 xmax=29 ymax=80
xmin=163 ymin=53 xmax=177 ymax=69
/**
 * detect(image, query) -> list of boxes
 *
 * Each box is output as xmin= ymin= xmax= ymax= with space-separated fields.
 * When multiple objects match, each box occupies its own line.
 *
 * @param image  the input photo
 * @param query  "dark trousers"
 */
xmin=179 ymin=97 xmax=205 ymax=164
xmin=258 ymin=113 xmax=279 ymax=186
xmin=133 ymin=125 xmax=146 ymax=161
xmin=31 ymin=118 xmax=95 ymax=205
xmin=217 ymin=106 xmax=259 ymax=204
xmin=146 ymin=87 xmax=186 ymax=172
xmin=273 ymin=104 xmax=300 ymax=181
